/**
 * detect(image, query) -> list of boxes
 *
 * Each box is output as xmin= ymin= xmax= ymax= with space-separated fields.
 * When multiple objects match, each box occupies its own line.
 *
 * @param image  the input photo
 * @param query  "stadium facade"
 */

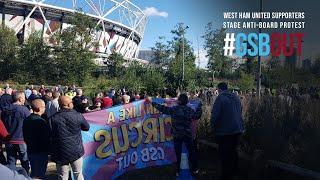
xmin=0 ymin=0 xmax=148 ymax=64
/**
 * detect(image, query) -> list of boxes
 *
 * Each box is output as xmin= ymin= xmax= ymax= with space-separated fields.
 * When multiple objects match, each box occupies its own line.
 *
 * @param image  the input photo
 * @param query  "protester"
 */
xmin=112 ymin=92 xmax=122 ymax=106
xmin=128 ymin=91 xmax=135 ymax=103
xmin=28 ymin=89 xmax=40 ymax=102
xmin=0 ymin=88 xmax=3 ymax=97
xmin=24 ymin=87 xmax=32 ymax=100
xmin=139 ymin=91 xmax=147 ymax=99
xmin=91 ymin=100 xmax=102 ymax=111
xmin=57 ymin=85 xmax=64 ymax=95
xmin=93 ymin=92 xmax=103 ymax=105
xmin=2 ymin=92 xmax=30 ymax=173
xmin=39 ymin=85 xmax=46 ymax=97
xmin=71 ymin=84 xmax=77 ymax=92
xmin=45 ymin=91 xmax=60 ymax=119
xmin=65 ymin=88 xmax=76 ymax=99
xmin=156 ymin=92 xmax=161 ymax=98
xmin=72 ymin=89 xmax=89 ymax=113
xmin=109 ymin=89 xmax=116 ymax=99
xmin=23 ymin=99 xmax=50 ymax=179
xmin=134 ymin=91 xmax=140 ymax=100
xmin=42 ymin=89 xmax=53 ymax=105
xmin=211 ymin=82 xmax=245 ymax=180
xmin=63 ymin=86 xmax=69 ymax=94
xmin=50 ymin=96 xmax=90 ymax=180
xmin=150 ymin=94 xmax=202 ymax=176
xmin=0 ymin=88 xmax=13 ymax=110
xmin=122 ymin=94 xmax=130 ymax=104
xmin=101 ymin=92 xmax=113 ymax=109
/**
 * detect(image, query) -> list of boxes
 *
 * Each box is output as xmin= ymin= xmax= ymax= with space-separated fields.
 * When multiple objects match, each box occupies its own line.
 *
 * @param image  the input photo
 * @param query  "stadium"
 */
xmin=0 ymin=0 xmax=148 ymax=64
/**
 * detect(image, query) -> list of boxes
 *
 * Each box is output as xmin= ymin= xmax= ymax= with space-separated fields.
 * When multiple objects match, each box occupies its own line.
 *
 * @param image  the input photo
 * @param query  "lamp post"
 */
xmin=182 ymin=25 xmax=189 ymax=89
xmin=257 ymin=0 xmax=262 ymax=99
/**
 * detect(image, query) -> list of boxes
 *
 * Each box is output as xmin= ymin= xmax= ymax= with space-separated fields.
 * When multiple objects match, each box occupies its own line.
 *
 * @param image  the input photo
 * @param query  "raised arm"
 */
xmin=151 ymin=102 xmax=175 ymax=115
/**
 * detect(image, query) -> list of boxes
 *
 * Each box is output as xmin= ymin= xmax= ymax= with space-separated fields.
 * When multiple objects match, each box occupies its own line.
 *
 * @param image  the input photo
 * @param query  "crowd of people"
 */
xmin=0 ymin=84 xmax=93 ymax=180
xmin=0 ymin=85 xmax=154 ymax=114
xmin=0 ymin=84 xmax=202 ymax=179
xmin=193 ymin=86 xmax=320 ymax=107
xmin=0 ymin=82 xmax=251 ymax=180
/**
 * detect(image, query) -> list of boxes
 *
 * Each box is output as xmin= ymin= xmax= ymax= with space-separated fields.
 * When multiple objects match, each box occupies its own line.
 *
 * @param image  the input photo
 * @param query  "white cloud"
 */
xmin=143 ymin=7 xmax=168 ymax=18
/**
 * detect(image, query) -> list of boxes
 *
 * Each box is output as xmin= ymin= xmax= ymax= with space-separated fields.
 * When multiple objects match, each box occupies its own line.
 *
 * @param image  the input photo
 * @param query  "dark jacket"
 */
xmin=23 ymin=114 xmax=50 ymax=153
xmin=211 ymin=91 xmax=245 ymax=136
xmin=152 ymin=102 xmax=202 ymax=138
xmin=72 ymin=96 xmax=88 ymax=113
xmin=42 ymin=95 xmax=52 ymax=105
xmin=50 ymin=109 xmax=90 ymax=165
xmin=28 ymin=94 xmax=40 ymax=102
xmin=1 ymin=104 xmax=30 ymax=143
xmin=0 ymin=94 xmax=13 ymax=111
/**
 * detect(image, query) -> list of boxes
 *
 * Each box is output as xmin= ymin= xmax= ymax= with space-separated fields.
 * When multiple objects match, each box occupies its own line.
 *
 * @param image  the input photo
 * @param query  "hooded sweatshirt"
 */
xmin=1 ymin=104 xmax=30 ymax=144
xmin=0 ymin=94 xmax=13 ymax=111
xmin=211 ymin=91 xmax=245 ymax=136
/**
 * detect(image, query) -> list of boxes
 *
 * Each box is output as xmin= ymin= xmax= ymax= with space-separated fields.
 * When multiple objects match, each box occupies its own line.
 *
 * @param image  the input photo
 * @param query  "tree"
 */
xmin=203 ymin=23 xmax=232 ymax=78
xmin=167 ymin=23 xmax=196 ymax=90
xmin=106 ymin=52 xmax=125 ymax=78
xmin=143 ymin=68 xmax=166 ymax=94
xmin=16 ymin=32 xmax=52 ymax=84
xmin=311 ymin=56 xmax=320 ymax=77
xmin=53 ymin=12 xmax=97 ymax=86
xmin=194 ymin=68 xmax=211 ymax=87
xmin=151 ymin=36 xmax=170 ymax=68
xmin=266 ymin=56 xmax=280 ymax=71
xmin=260 ymin=54 xmax=320 ymax=89
xmin=119 ymin=68 xmax=143 ymax=92
xmin=0 ymin=26 xmax=18 ymax=80
xmin=238 ymin=71 xmax=255 ymax=91
xmin=127 ymin=61 xmax=147 ymax=77
xmin=262 ymin=56 xmax=281 ymax=88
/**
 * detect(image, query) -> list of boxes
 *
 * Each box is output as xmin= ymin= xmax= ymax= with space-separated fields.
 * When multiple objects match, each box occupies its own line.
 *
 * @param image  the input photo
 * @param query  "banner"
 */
xmin=81 ymin=99 xmax=177 ymax=180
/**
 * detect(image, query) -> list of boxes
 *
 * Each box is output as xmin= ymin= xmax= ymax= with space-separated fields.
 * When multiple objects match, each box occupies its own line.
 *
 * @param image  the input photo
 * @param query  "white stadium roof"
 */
xmin=0 ymin=0 xmax=148 ymax=61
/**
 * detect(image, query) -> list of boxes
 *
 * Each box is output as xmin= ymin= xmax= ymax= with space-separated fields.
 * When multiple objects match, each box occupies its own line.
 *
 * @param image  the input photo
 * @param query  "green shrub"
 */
xmin=198 ymin=95 xmax=320 ymax=171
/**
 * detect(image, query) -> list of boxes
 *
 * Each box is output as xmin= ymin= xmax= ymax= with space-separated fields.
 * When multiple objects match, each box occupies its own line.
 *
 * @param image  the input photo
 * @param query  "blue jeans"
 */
xmin=6 ymin=144 xmax=30 ymax=173
xmin=29 ymin=153 xmax=48 ymax=179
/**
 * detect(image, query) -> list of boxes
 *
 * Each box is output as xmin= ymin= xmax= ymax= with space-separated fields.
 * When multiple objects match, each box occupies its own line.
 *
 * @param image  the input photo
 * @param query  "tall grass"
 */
xmin=197 ymin=95 xmax=320 ymax=172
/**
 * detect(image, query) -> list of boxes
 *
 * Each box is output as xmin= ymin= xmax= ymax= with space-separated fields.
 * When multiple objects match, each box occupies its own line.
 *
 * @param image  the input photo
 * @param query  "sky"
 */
xmin=133 ymin=0 xmax=320 ymax=67
xmin=133 ymin=0 xmax=223 ymax=68
xmin=44 ymin=0 xmax=219 ymax=67
xmin=42 ymin=0 xmax=320 ymax=68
